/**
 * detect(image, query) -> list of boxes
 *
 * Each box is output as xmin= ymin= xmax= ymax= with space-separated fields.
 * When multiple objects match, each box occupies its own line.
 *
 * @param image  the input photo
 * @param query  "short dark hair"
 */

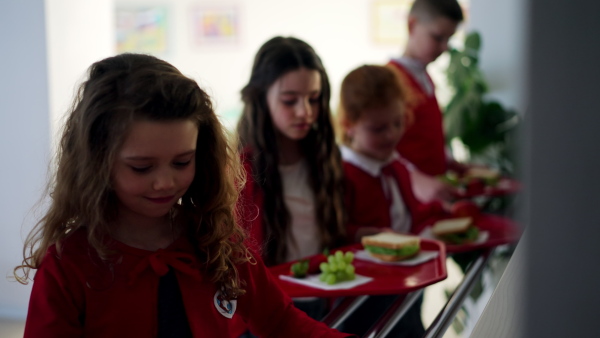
xmin=410 ymin=0 xmax=464 ymax=22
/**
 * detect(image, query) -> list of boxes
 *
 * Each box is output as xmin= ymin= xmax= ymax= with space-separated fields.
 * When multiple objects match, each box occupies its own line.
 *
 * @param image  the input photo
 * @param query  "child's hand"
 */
xmin=450 ymin=200 xmax=480 ymax=218
xmin=448 ymin=159 xmax=469 ymax=176
xmin=410 ymin=169 xmax=456 ymax=203
xmin=441 ymin=200 xmax=453 ymax=213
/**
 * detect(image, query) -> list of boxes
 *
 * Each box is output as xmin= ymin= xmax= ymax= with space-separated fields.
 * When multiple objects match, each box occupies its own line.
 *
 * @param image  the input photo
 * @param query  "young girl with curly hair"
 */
xmin=16 ymin=53 xmax=350 ymax=337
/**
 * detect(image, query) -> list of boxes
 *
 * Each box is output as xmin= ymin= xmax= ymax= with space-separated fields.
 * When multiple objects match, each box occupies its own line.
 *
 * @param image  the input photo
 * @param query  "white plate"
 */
xmin=419 ymin=228 xmax=489 ymax=244
xmin=354 ymin=249 xmax=439 ymax=266
xmin=279 ymin=273 xmax=373 ymax=290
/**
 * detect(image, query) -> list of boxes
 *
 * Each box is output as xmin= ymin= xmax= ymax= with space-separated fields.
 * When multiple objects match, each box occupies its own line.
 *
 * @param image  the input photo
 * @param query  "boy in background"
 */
xmin=386 ymin=0 xmax=465 ymax=202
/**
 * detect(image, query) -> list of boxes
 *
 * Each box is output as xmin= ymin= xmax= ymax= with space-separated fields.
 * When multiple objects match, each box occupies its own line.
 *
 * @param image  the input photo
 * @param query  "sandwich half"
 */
xmin=361 ymin=233 xmax=421 ymax=262
xmin=464 ymin=167 xmax=501 ymax=186
xmin=432 ymin=217 xmax=479 ymax=244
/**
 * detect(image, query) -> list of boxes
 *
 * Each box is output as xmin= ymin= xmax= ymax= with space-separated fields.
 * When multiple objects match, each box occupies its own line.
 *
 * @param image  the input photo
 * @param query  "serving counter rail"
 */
xmin=316 ymin=245 xmax=516 ymax=337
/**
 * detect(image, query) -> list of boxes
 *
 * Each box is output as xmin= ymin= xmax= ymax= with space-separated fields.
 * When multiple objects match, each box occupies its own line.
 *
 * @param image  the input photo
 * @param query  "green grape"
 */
xmin=319 ymin=251 xmax=357 ymax=284
xmin=319 ymin=262 xmax=329 ymax=273
xmin=326 ymin=274 xmax=336 ymax=285
xmin=344 ymin=251 xmax=354 ymax=263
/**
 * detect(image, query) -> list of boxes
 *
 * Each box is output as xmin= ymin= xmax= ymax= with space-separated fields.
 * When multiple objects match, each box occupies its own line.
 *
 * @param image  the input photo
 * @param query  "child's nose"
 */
xmin=153 ymin=169 xmax=175 ymax=191
xmin=385 ymin=127 xmax=401 ymax=141
xmin=296 ymin=99 xmax=313 ymax=118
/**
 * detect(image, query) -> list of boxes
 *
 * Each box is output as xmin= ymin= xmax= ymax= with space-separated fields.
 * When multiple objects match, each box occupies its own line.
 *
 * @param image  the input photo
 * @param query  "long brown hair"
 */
xmin=15 ymin=53 xmax=250 ymax=297
xmin=237 ymin=37 xmax=346 ymax=265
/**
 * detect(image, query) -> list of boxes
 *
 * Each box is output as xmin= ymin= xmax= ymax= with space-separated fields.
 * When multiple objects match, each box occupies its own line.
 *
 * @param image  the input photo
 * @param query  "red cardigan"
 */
xmin=386 ymin=60 xmax=447 ymax=176
xmin=238 ymin=149 xmax=266 ymax=259
xmin=24 ymin=228 xmax=351 ymax=337
xmin=343 ymin=159 xmax=444 ymax=242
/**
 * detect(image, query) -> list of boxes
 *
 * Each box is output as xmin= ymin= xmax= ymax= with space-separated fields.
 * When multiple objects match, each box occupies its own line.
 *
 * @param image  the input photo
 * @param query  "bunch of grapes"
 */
xmin=319 ymin=251 xmax=356 ymax=285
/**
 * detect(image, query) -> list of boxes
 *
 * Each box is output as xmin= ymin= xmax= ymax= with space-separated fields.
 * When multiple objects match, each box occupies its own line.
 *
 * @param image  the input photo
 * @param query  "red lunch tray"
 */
xmin=422 ymin=214 xmax=522 ymax=253
xmin=453 ymin=177 xmax=522 ymax=199
xmin=269 ymin=239 xmax=447 ymax=298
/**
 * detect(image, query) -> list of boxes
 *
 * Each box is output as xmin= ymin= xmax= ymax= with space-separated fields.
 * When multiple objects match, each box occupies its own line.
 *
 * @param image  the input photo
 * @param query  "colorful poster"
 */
xmin=116 ymin=7 xmax=168 ymax=54
xmin=190 ymin=5 xmax=240 ymax=46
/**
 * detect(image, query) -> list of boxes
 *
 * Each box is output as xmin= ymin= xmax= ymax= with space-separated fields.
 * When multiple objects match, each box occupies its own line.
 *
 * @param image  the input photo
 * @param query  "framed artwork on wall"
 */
xmin=116 ymin=6 xmax=168 ymax=54
xmin=371 ymin=0 xmax=469 ymax=46
xmin=190 ymin=4 xmax=240 ymax=46
xmin=371 ymin=0 xmax=412 ymax=46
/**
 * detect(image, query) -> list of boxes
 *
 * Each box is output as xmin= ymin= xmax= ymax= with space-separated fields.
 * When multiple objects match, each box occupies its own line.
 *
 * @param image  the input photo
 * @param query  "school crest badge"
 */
xmin=214 ymin=289 xmax=237 ymax=319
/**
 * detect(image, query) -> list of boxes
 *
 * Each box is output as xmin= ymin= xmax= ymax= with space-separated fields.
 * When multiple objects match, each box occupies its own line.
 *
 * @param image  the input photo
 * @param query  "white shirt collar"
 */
xmin=391 ymin=56 xmax=434 ymax=96
xmin=393 ymin=56 xmax=426 ymax=71
xmin=340 ymin=145 xmax=400 ymax=177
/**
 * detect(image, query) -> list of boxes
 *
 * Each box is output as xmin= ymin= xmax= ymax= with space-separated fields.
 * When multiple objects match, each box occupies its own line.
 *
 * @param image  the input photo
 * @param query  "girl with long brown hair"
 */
xmin=237 ymin=36 xmax=346 ymax=265
xmin=236 ymin=36 xmax=346 ymax=320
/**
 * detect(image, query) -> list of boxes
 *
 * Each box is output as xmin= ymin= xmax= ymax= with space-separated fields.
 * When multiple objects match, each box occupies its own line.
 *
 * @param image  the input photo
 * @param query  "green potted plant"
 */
xmin=444 ymin=31 xmax=520 ymax=174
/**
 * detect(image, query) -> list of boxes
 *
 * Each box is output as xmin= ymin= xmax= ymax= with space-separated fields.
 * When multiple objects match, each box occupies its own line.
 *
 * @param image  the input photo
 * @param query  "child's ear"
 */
xmin=341 ymin=119 xmax=355 ymax=137
xmin=407 ymin=15 xmax=418 ymax=35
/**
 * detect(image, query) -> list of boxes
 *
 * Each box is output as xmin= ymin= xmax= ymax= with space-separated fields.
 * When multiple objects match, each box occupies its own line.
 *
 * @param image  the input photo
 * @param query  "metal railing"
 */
xmin=321 ymin=295 xmax=370 ymax=330
xmin=321 ymin=249 xmax=494 ymax=337
xmin=422 ymin=250 xmax=492 ymax=338
xmin=364 ymin=290 xmax=423 ymax=338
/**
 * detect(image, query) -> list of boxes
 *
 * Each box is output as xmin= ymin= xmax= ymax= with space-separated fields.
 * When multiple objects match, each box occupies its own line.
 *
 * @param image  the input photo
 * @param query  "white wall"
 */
xmin=0 ymin=1 xmax=49 ymax=319
xmin=469 ymin=0 xmax=526 ymax=113
xmin=46 ymin=0 xmax=115 ymax=139
xmin=0 ymin=0 xmax=114 ymax=319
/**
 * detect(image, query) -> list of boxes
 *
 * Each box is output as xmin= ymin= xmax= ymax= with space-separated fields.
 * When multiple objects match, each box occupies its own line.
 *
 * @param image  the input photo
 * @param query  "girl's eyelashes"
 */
xmin=173 ymin=159 xmax=192 ymax=168
xmin=128 ymin=158 xmax=193 ymax=173
xmin=131 ymin=166 xmax=151 ymax=173
xmin=280 ymin=95 xmax=321 ymax=106
xmin=368 ymin=125 xmax=387 ymax=133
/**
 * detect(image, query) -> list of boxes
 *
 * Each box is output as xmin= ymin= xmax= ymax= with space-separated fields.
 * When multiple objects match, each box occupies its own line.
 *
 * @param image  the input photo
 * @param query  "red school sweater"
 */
xmin=343 ymin=159 xmax=444 ymax=242
xmin=386 ymin=60 xmax=448 ymax=176
xmin=238 ymin=148 xmax=267 ymax=259
xmin=24 ymin=228 xmax=351 ymax=338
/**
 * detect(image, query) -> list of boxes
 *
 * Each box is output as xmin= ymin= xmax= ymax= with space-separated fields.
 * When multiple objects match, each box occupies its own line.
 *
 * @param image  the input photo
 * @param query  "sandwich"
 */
xmin=361 ymin=232 xmax=421 ymax=262
xmin=431 ymin=217 xmax=479 ymax=245
xmin=464 ymin=167 xmax=501 ymax=186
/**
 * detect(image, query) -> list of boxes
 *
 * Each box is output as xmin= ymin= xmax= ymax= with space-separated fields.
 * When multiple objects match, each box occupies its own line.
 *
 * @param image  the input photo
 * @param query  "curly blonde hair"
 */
xmin=15 ymin=53 xmax=251 ymax=298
